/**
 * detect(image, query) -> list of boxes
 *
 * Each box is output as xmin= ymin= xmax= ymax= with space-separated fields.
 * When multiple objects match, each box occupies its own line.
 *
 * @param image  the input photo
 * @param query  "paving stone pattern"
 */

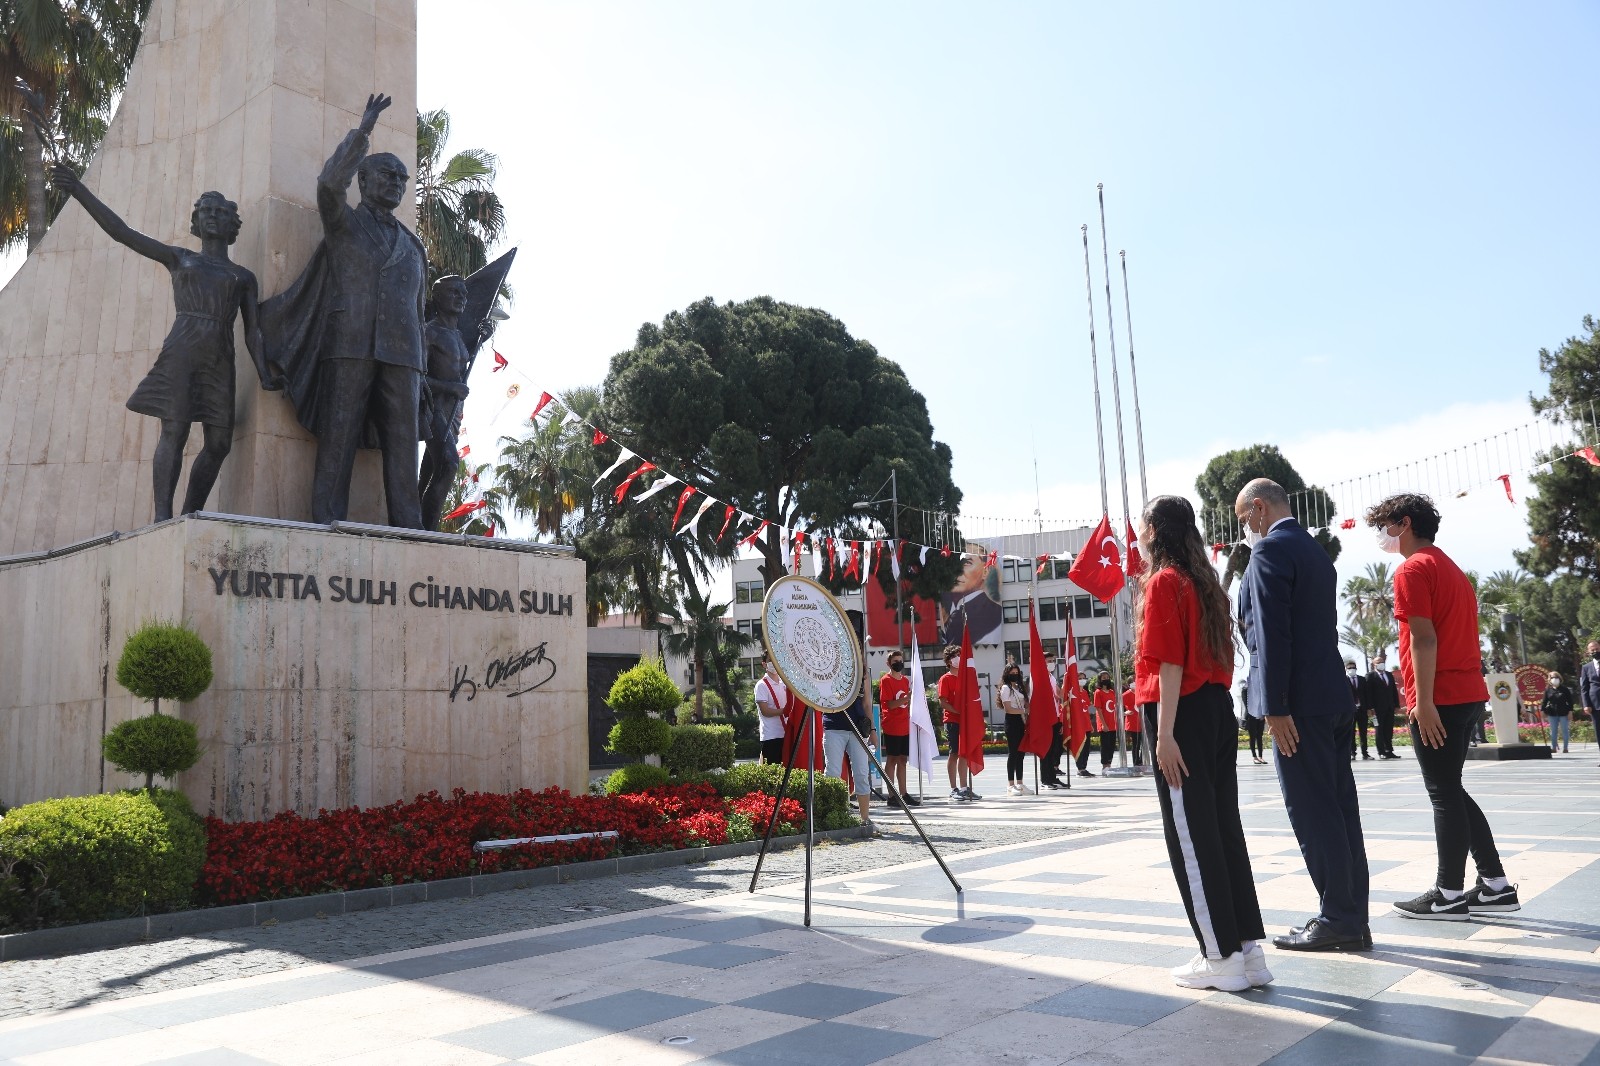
xmin=1 ymin=820 xmax=1072 ymax=1019
xmin=3 ymin=755 xmax=1599 ymax=1065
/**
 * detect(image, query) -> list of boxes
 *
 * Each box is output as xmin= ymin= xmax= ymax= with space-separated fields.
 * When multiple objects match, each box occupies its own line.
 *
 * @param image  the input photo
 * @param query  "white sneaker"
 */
xmin=1170 ymin=951 xmax=1250 ymax=992
xmin=1242 ymin=942 xmax=1273 ymax=986
xmin=1008 ymin=782 xmax=1026 ymax=795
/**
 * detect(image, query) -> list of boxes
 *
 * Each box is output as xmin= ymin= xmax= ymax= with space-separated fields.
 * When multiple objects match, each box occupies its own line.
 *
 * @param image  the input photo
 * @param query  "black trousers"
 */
xmin=1099 ymin=729 xmax=1117 ymax=767
xmin=1374 ymin=706 xmax=1397 ymax=756
xmin=1275 ymin=710 xmax=1370 ymax=935
xmin=1411 ymin=703 xmax=1506 ymax=891
xmin=312 ymin=359 xmax=424 ymax=528
xmin=1351 ymin=712 xmax=1370 ymax=756
xmin=760 ymin=738 xmax=785 ymax=765
xmin=1005 ymin=714 xmax=1026 ymax=781
xmin=1146 ymin=685 xmax=1265 ymax=959
xmin=1041 ymin=722 xmax=1064 ymax=783
xmin=1245 ymin=714 xmax=1266 ymax=759
xmin=1128 ymin=731 xmax=1143 ymax=766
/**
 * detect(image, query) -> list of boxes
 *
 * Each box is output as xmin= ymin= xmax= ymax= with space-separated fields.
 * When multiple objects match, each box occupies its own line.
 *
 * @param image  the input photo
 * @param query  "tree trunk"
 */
xmin=693 ymin=656 xmax=704 ymax=722
xmin=22 ymin=121 xmax=48 ymax=252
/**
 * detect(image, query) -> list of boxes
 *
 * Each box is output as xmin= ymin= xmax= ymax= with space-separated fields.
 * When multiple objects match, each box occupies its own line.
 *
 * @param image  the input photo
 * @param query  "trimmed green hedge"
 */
xmin=664 ymin=724 xmax=736 ymax=777
xmin=714 ymin=762 xmax=854 ymax=830
xmin=0 ymin=789 xmax=206 ymax=928
xmin=603 ymin=763 xmax=673 ymax=795
xmin=605 ymin=715 xmax=674 ymax=761
xmin=116 ymin=621 xmax=213 ymax=707
xmin=606 ymin=658 xmax=682 ymax=717
xmin=102 ymin=713 xmax=201 ymax=790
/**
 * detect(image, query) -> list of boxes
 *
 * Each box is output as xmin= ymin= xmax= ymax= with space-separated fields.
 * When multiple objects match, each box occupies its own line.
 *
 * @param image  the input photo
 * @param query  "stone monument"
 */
xmin=0 ymin=0 xmax=589 ymax=818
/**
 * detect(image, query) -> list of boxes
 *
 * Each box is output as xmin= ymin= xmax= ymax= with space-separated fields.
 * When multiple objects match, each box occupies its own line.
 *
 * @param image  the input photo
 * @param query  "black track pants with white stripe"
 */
xmin=1146 ymin=683 xmax=1266 ymax=960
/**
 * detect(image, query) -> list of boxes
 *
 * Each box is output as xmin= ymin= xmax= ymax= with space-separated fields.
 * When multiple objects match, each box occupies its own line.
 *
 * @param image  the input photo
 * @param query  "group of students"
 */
xmin=1141 ymin=482 xmax=1519 ymax=993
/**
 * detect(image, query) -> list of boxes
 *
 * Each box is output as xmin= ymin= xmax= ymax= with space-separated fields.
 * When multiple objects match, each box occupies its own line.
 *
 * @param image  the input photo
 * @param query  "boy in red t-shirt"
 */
xmin=937 ymin=646 xmax=981 ymax=801
xmin=878 ymin=651 xmax=918 ymax=807
xmin=1093 ymin=676 xmax=1119 ymax=770
xmin=1366 ymin=493 xmax=1518 ymax=919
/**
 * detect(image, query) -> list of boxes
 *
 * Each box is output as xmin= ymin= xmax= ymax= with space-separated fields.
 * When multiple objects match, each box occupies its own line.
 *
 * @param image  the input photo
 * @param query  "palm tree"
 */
xmin=1475 ymin=569 xmax=1533 ymax=666
xmin=2 ymin=0 xmax=149 ymax=251
xmin=495 ymin=389 xmax=598 ymax=539
xmin=1341 ymin=617 xmax=1398 ymax=668
xmin=1341 ymin=562 xmax=1394 ymax=626
xmin=658 ymin=588 xmax=755 ymax=722
xmin=437 ymin=461 xmax=506 ymax=537
xmin=415 ymin=108 xmax=506 ymax=287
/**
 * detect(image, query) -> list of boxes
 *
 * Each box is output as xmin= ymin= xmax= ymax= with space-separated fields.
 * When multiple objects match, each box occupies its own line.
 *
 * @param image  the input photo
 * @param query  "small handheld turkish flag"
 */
xmin=1067 ymin=515 xmax=1125 ymax=603
xmin=492 ymin=350 xmax=508 ymax=372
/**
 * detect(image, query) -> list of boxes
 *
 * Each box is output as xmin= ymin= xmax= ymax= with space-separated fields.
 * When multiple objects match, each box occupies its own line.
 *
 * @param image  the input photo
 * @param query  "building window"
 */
xmin=1002 ymin=598 xmax=1031 ymax=624
xmin=737 ymin=657 xmax=763 ymax=685
xmin=1077 ymin=634 xmax=1112 ymax=670
xmin=1036 ymin=595 xmax=1067 ymax=622
xmin=1003 ymin=640 xmax=1027 ymax=667
xmin=734 ymin=579 xmax=763 ymax=604
xmin=1071 ymin=594 xmax=1109 ymax=619
xmin=736 ymin=619 xmax=764 ymax=642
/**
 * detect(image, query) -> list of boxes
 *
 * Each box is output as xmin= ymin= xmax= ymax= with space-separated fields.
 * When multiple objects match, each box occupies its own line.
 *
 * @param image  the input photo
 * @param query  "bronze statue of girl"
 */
xmin=50 ymin=164 xmax=265 ymax=522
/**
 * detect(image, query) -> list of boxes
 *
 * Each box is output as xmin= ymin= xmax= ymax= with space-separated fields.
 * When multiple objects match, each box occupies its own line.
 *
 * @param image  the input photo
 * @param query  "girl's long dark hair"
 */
xmin=1135 ymin=495 xmax=1235 ymax=670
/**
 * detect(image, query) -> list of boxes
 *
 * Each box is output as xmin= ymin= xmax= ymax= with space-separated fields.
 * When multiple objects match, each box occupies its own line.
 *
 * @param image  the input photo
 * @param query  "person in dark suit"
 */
xmin=1237 ymin=479 xmax=1371 ymax=952
xmin=1346 ymin=660 xmax=1373 ymax=760
xmin=1581 ymin=641 xmax=1600 ymax=740
xmin=1368 ymin=654 xmax=1403 ymax=759
xmin=265 ymin=93 xmax=428 ymax=529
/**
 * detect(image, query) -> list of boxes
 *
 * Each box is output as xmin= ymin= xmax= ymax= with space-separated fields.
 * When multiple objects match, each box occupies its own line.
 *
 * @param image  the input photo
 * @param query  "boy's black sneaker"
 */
xmin=1464 ymin=879 xmax=1521 ymax=913
xmin=1393 ymin=887 xmax=1471 ymax=921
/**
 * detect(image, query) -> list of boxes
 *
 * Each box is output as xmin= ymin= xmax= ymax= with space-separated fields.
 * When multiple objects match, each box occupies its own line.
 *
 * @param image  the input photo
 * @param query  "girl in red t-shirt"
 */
xmin=1135 ymin=494 xmax=1265 ymax=992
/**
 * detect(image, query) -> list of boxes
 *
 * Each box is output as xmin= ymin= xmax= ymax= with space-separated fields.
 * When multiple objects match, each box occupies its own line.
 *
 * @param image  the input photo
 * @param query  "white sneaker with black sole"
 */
xmin=1170 ymin=951 xmax=1250 ymax=992
xmin=1241 ymin=943 xmax=1274 ymax=986
xmin=1393 ymin=886 xmax=1471 ymax=921
xmin=1464 ymin=879 xmax=1521 ymax=913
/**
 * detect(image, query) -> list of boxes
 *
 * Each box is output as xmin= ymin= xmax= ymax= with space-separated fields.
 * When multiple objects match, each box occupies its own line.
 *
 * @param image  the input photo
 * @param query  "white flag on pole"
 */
xmin=907 ymin=629 xmax=940 ymax=779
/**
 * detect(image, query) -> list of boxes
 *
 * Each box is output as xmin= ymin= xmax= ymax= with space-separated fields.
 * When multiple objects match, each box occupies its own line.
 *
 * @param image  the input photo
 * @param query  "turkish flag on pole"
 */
xmin=1124 ymin=520 xmax=1144 ymax=577
xmin=955 ymin=625 xmax=985 ymax=776
xmin=1068 ymin=514 xmax=1125 ymax=603
xmin=1061 ymin=614 xmax=1093 ymax=759
xmin=1020 ymin=609 xmax=1057 ymax=758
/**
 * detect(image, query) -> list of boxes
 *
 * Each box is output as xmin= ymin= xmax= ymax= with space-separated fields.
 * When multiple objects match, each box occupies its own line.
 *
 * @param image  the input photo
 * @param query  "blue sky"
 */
xmin=421 ymin=1 xmax=1598 ymax=594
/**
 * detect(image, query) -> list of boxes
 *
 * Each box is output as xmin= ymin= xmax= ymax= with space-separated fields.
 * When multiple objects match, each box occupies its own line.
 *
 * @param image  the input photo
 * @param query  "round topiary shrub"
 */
xmin=605 ymin=715 xmax=674 ymax=762
xmin=0 ymin=789 xmax=206 ymax=924
xmin=102 ymin=713 xmax=202 ymax=790
xmin=116 ymin=620 xmax=213 ymax=713
xmin=603 ymin=763 xmax=672 ymax=795
xmin=605 ymin=658 xmax=682 ymax=719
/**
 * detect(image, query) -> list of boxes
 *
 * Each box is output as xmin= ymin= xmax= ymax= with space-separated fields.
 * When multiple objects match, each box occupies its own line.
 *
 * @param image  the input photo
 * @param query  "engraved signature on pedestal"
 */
xmin=450 ymin=643 xmax=558 ymax=702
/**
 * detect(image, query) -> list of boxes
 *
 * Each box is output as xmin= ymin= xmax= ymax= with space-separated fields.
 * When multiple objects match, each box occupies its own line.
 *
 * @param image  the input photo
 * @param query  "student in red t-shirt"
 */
xmin=1366 ymin=493 xmax=1519 ymax=919
xmin=1092 ymin=676 xmax=1119 ymax=770
xmin=1122 ymin=685 xmax=1143 ymax=769
xmin=937 ymin=645 xmax=981 ymax=801
xmin=878 ymin=651 xmax=919 ymax=807
xmin=1135 ymin=495 xmax=1266 ymax=991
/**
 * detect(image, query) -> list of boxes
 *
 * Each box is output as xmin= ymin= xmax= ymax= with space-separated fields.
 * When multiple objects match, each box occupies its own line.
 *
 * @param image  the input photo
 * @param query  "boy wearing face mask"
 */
xmin=1365 ymin=493 xmax=1519 ymax=919
xmin=878 ymin=652 xmax=918 ymax=805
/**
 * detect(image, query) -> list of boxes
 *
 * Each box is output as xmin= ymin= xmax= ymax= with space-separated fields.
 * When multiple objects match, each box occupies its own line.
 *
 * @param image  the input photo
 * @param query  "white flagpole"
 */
xmin=1098 ymin=185 xmax=1132 ymax=772
xmin=1120 ymin=249 xmax=1149 ymax=507
xmin=1080 ymin=222 xmax=1128 ymax=775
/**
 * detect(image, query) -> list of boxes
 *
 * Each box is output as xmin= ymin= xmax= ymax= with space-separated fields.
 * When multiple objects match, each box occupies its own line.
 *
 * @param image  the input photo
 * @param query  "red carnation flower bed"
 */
xmin=198 ymin=783 xmax=805 ymax=906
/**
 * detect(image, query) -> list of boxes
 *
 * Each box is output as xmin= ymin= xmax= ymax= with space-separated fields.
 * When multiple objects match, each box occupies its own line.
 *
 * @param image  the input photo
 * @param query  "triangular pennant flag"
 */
xmin=669 ymin=486 xmax=697 ymax=530
xmin=484 ymin=523 xmax=495 ymax=538
xmin=843 ymin=541 xmax=863 ymax=580
xmin=791 ymin=529 xmax=807 ymax=573
xmin=458 ymin=444 xmax=471 ymax=458
xmin=492 ymin=350 xmax=507 ymax=372
xmin=594 ymin=446 xmax=635 ymax=487
xmin=1211 ymin=543 xmax=1225 ymax=562
xmin=613 ymin=461 xmax=657 ymax=503
xmin=1580 ymin=446 xmax=1600 ymax=467
xmin=891 ymin=540 xmax=907 ymax=581
xmin=919 ymin=545 xmax=929 ymax=567
xmin=531 ymin=391 xmax=554 ymax=419
xmin=1066 ymin=515 xmax=1124 ymax=603
xmin=631 ymin=471 xmax=678 ymax=504
xmin=1339 ymin=518 xmax=1356 ymax=530
xmin=592 ymin=429 xmax=609 ymax=446
xmin=1036 ymin=554 xmax=1050 ymax=576
xmin=715 ymin=505 xmax=737 ymax=541
xmin=678 ymin=495 xmax=716 ymax=537
xmin=738 ymin=519 xmax=770 ymax=550
xmin=1497 ymin=474 xmax=1514 ymax=503
xmin=822 ymin=536 xmax=835 ymax=579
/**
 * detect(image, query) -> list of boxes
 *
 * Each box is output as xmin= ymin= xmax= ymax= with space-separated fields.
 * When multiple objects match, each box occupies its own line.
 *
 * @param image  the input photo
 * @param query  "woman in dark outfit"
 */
xmin=1137 ymin=495 xmax=1268 ymax=991
xmin=51 ymin=164 xmax=264 ymax=522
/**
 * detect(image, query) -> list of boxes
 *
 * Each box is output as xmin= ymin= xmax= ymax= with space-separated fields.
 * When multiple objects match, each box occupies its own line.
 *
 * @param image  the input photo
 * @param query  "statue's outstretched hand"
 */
xmin=359 ymin=93 xmax=392 ymax=134
xmin=46 ymin=162 xmax=81 ymax=195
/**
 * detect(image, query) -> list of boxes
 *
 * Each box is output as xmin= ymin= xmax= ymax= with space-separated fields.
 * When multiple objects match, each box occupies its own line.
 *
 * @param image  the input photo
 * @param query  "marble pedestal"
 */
xmin=0 ymin=514 xmax=588 ymax=820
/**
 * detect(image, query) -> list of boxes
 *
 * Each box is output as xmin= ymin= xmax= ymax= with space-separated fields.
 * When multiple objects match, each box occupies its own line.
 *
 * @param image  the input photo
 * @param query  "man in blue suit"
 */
xmin=1237 ymin=479 xmax=1371 ymax=951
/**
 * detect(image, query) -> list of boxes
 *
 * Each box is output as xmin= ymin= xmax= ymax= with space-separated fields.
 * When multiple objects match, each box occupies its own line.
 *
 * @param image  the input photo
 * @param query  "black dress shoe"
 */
xmin=1273 ymin=918 xmax=1372 ymax=952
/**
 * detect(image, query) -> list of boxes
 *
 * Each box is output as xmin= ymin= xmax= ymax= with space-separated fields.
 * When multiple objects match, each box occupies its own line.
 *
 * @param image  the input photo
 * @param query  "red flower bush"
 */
xmin=197 ymin=784 xmax=792 ymax=906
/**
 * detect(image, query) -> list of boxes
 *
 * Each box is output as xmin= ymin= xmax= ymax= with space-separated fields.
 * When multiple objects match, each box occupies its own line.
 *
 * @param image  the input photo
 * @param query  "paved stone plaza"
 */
xmin=2 ymin=752 xmax=1597 ymax=1065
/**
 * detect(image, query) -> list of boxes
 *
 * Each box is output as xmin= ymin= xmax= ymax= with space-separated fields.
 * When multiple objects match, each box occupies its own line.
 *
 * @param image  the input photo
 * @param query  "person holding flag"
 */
xmin=1038 ymin=650 xmax=1066 ymax=789
xmin=1136 ymin=494 xmax=1268 ymax=991
xmin=1021 ymin=610 xmax=1063 ymax=790
xmin=1061 ymin=621 xmax=1095 ymax=775
xmin=938 ymin=636 xmax=984 ymax=802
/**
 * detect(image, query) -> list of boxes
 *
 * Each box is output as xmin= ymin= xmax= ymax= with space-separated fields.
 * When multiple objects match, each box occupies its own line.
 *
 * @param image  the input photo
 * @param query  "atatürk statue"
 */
xmin=260 ymin=93 xmax=427 ymax=528
xmin=49 ymin=165 xmax=264 ymax=522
